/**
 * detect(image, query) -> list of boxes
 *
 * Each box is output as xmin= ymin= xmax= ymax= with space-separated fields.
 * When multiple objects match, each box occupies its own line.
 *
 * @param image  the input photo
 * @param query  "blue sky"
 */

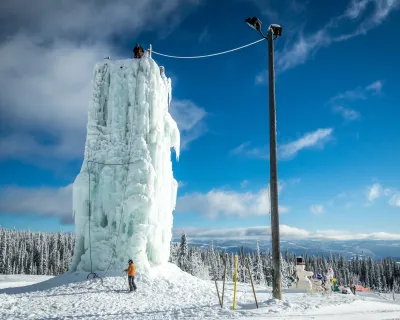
xmin=0 ymin=0 xmax=399 ymax=241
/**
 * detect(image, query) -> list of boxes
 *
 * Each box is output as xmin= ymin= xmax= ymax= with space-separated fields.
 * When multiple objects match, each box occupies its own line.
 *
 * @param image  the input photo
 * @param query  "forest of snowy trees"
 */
xmin=1 ymin=228 xmax=399 ymax=293
xmin=0 ymin=228 xmax=74 ymax=275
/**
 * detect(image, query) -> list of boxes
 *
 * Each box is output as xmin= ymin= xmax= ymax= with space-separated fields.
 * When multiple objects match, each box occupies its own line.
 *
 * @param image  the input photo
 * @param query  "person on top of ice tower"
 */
xmin=133 ymin=44 xmax=144 ymax=59
xmin=124 ymin=259 xmax=137 ymax=292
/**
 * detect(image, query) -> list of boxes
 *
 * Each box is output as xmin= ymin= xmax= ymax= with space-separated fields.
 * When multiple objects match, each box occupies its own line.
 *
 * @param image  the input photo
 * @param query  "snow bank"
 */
xmin=71 ymin=54 xmax=180 ymax=274
xmin=0 ymin=275 xmax=53 ymax=289
xmin=1 ymin=267 xmax=400 ymax=320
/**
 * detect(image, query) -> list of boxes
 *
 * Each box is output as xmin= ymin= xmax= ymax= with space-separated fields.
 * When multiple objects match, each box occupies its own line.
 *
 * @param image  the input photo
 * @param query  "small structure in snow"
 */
xmin=295 ymin=256 xmax=313 ymax=291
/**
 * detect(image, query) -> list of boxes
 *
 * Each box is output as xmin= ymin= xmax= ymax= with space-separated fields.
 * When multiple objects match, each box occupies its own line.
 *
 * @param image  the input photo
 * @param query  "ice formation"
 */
xmin=70 ymin=53 xmax=180 ymax=274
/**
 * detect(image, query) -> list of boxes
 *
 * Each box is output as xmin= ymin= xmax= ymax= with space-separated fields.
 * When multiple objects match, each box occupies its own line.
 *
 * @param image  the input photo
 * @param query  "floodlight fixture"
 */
xmin=269 ymin=24 xmax=283 ymax=38
xmin=245 ymin=17 xmax=262 ymax=31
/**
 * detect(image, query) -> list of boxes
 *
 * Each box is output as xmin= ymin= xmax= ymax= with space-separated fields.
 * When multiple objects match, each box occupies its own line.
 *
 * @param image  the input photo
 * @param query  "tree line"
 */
xmin=1 ymin=228 xmax=399 ymax=293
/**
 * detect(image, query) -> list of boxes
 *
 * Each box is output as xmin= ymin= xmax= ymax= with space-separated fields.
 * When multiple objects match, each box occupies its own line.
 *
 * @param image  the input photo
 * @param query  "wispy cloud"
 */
xmin=230 ymin=142 xmax=269 ymax=159
xmin=178 ymin=181 xmax=187 ymax=188
xmin=176 ymin=186 xmax=288 ymax=218
xmin=330 ymin=80 xmax=384 ymax=103
xmin=329 ymin=80 xmax=383 ymax=121
xmin=310 ymin=204 xmax=325 ymax=215
xmin=255 ymin=70 xmax=267 ymax=85
xmin=279 ymin=128 xmax=334 ymax=159
xmin=276 ymin=0 xmax=400 ymax=72
xmin=240 ymin=180 xmax=249 ymax=188
xmin=332 ymin=105 xmax=360 ymax=121
xmin=0 ymin=184 xmax=73 ymax=224
xmin=231 ymin=128 xmax=333 ymax=160
xmin=389 ymin=193 xmax=400 ymax=207
xmin=198 ymin=27 xmax=209 ymax=43
xmin=366 ymin=182 xmax=400 ymax=207
xmin=169 ymin=99 xmax=207 ymax=149
xmin=173 ymin=225 xmax=400 ymax=241
xmin=367 ymin=183 xmax=382 ymax=202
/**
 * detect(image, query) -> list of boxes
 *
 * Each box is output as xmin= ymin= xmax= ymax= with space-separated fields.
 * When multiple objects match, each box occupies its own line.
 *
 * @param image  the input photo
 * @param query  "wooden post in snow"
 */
xmin=246 ymin=258 xmax=259 ymax=308
xmin=221 ymin=253 xmax=228 ymax=307
xmin=215 ymin=279 xmax=222 ymax=307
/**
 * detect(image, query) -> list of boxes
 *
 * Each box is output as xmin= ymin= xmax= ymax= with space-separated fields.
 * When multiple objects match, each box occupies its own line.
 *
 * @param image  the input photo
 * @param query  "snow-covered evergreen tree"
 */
xmin=178 ymin=233 xmax=189 ymax=272
xmin=254 ymin=241 xmax=264 ymax=284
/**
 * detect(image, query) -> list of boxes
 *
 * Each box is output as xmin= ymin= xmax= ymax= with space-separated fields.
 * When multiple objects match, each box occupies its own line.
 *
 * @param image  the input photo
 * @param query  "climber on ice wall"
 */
xmin=133 ymin=44 xmax=144 ymax=59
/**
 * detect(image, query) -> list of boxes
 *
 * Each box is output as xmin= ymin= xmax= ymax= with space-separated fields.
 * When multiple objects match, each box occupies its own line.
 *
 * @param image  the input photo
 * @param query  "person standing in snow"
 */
xmin=352 ymin=284 xmax=357 ymax=295
xmin=124 ymin=259 xmax=137 ymax=292
xmin=133 ymin=44 xmax=144 ymax=59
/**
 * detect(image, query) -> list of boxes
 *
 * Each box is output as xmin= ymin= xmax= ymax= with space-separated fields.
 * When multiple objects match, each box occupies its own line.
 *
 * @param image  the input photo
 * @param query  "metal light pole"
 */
xmin=245 ymin=17 xmax=283 ymax=300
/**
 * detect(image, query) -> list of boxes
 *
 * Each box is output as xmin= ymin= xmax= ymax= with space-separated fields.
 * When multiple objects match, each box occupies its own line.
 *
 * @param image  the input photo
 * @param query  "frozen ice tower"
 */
xmin=70 ymin=53 xmax=180 ymax=274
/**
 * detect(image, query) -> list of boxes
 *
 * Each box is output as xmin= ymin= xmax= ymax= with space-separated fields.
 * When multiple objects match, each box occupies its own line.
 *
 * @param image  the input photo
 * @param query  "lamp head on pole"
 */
xmin=245 ymin=17 xmax=262 ymax=31
xmin=269 ymin=24 xmax=283 ymax=38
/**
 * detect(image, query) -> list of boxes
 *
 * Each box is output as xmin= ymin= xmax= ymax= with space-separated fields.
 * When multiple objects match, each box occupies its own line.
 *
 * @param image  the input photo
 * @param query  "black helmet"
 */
xmin=133 ymin=43 xmax=140 ymax=52
xmin=128 ymin=259 xmax=133 ymax=264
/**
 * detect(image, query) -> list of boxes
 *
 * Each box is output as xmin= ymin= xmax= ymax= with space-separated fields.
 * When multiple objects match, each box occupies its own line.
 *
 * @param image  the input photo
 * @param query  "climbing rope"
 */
xmin=83 ymin=61 xmax=139 ymax=291
xmin=102 ymin=64 xmax=140 ymax=277
xmin=152 ymin=38 xmax=265 ymax=59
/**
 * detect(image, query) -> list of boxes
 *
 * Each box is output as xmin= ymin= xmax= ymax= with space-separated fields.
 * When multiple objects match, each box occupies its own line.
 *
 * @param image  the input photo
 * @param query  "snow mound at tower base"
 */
xmin=2 ymin=264 xmax=400 ymax=320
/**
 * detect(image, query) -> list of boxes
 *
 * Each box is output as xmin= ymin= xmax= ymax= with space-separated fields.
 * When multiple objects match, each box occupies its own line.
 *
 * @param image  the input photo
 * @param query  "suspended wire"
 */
xmin=82 ymin=37 xmax=267 ymax=291
xmin=152 ymin=38 xmax=266 ymax=59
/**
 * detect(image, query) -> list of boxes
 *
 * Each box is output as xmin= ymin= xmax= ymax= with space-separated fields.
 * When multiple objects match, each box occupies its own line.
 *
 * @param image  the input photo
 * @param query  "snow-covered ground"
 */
xmin=1 ymin=264 xmax=400 ymax=319
xmin=0 ymin=274 xmax=54 ymax=289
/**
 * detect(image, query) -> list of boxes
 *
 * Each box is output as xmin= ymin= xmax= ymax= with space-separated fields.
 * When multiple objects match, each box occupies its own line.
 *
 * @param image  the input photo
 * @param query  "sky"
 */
xmin=0 ymin=0 xmax=400 ymax=243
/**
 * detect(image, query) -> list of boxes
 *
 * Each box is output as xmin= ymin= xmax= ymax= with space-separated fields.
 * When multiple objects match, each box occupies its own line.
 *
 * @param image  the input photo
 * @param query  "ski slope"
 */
xmin=1 ymin=264 xmax=400 ymax=319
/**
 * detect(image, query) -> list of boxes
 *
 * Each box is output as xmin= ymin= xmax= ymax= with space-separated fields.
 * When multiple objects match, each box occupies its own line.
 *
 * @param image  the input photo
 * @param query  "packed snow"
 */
xmin=71 ymin=54 xmax=180 ymax=274
xmin=1 ymin=264 xmax=400 ymax=319
xmin=0 ymin=274 xmax=53 ymax=289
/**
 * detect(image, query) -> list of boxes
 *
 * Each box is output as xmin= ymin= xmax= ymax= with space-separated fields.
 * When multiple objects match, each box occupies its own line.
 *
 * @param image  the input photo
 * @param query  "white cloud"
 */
xmin=0 ymin=184 xmax=73 ymax=224
xmin=231 ymin=128 xmax=333 ymax=160
xmin=389 ymin=193 xmax=400 ymax=207
xmin=240 ymin=180 xmax=249 ymax=188
xmin=198 ymin=27 xmax=209 ymax=43
xmin=173 ymin=225 xmax=400 ymax=241
xmin=366 ymin=80 xmax=383 ymax=94
xmin=0 ymin=183 xmax=289 ymax=222
xmin=230 ymin=142 xmax=268 ymax=159
xmin=173 ymin=225 xmax=309 ymax=240
xmin=367 ymin=183 xmax=382 ymax=202
xmin=330 ymin=80 xmax=384 ymax=103
xmin=279 ymin=128 xmax=334 ymax=159
xmin=255 ymin=70 xmax=266 ymax=85
xmin=176 ymin=186 xmax=288 ymax=218
xmin=310 ymin=204 xmax=325 ymax=215
xmin=178 ymin=181 xmax=187 ymax=188
xmin=365 ymin=182 xmax=400 ymax=207
xmin=332 ymin=105 xmax=360 ymax=121
xmin=169 ymin=99 xmax=207 ymax=149
xmin=276 ymin=0 xmax=400 ymax=72
xmin=0 ymin=0 xmax=202 ymax=163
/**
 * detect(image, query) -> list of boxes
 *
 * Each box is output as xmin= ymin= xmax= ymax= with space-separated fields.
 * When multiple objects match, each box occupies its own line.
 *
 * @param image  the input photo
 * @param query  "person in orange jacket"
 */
xmin=124 ymin=259 xmax=137 ymax=292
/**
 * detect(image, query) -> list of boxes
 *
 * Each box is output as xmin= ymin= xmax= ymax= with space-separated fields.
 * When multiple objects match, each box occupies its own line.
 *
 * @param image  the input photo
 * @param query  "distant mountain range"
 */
xmin=172 ymin=237 xmax=400 ymax=260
